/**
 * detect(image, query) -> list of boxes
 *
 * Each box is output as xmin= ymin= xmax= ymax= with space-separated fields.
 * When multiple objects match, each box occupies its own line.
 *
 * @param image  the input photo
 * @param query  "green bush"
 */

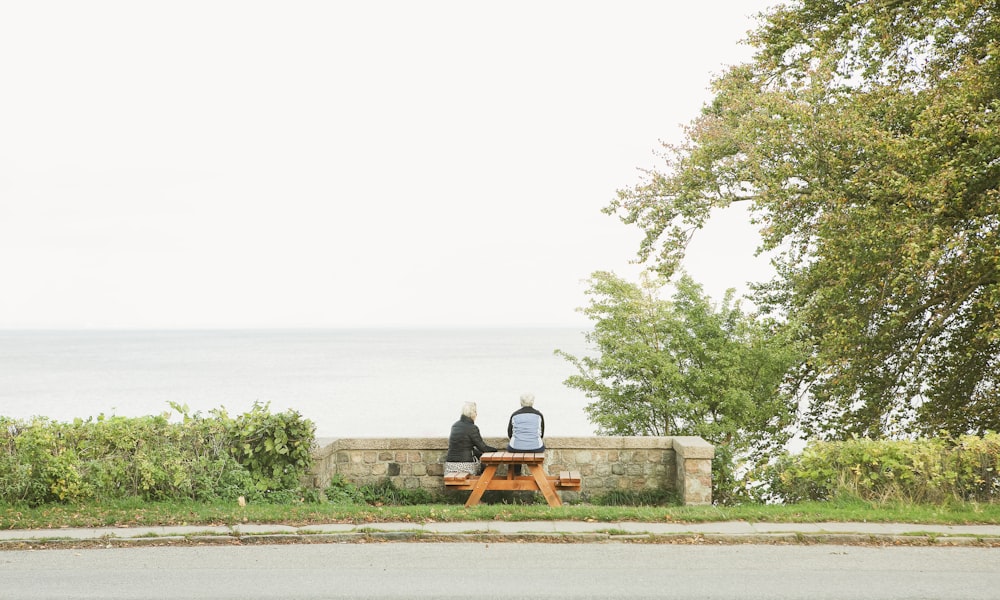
xmin=0 ymin=403 xmax=316 ymax=506
xmin=323 ymin=475 xmax=368 ymax=505
xmin=214 ymin=401 xmax=315 ymax=493
xmin=767 ymin=434 xmax=1000 ymax=504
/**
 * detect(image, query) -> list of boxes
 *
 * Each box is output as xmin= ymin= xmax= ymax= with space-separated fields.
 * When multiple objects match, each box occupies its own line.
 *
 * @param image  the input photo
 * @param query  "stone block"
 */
xmin=673 ymin=436 xmax=715 ymax=460
xmin=684 ymin=460 xmax=711 ymax=474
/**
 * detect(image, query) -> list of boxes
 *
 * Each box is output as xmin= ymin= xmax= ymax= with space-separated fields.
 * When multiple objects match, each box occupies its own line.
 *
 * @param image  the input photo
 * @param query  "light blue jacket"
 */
xmin=507 ymin=406 xmax=545 ymax=451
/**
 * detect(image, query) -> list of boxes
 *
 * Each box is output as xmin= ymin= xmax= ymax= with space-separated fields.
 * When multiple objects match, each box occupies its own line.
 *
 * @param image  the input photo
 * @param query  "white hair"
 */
xmin=520 ymin=393 xmax=535 ymax=407
xmin=461 ymin=402 xmax=478 ymax=419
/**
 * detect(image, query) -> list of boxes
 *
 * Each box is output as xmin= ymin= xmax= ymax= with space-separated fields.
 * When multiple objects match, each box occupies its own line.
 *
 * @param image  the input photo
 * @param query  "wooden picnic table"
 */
xmin=444 ymin=451 xmax=580 ymax=507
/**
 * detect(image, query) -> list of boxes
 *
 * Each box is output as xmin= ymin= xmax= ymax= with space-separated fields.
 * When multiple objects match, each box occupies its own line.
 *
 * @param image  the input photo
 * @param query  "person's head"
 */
xmin=520 ymin=393 xmax=535 ymax=408
xmin=461 ymin=401 xmax=478 ymax=421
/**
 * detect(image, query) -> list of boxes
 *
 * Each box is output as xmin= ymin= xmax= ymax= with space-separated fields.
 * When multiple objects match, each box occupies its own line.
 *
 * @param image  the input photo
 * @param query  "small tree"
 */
xmin=557 ymin=271 xmax=804 ymax=502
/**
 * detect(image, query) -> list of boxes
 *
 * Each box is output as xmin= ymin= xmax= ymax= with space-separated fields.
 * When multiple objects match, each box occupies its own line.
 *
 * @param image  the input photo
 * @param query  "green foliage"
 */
xmin=589 ymin=488 xmax=679 ymax=507
xmin=325 ymin=477 xmax=436 ymax=506
xmin=0 ymin=404 xmax=316 ymax=506
xmin=215 ymin=401 xmax=315 ymax=493
xmin=357 ymin=479 xmax=434 ymax=506
xmin=607 ymin=0 xmax=1000 ymax=438
xmin=6 ymin=496 xmax=1000 ymax=530
xmin=557 ymin=271 xmax=805 ymax=503
xmin=323 ymin=475 xmax=368 ymax=505
xmin=767 ymin=434 xmax=1000 ymax=504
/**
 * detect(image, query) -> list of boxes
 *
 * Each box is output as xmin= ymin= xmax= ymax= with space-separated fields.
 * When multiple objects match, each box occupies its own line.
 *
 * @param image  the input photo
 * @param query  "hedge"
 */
xmin=0 ymin=402 xmax=314 ymax=505
xmin=767 ymin=434 xmax=1000 ymax=504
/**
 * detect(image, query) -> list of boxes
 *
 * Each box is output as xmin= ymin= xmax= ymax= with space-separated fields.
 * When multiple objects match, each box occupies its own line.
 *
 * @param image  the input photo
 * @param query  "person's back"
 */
xmin=445 ymin=401 xmax=496 ymax=475
xmin=507 ymin=393 xmax=545 ymax=453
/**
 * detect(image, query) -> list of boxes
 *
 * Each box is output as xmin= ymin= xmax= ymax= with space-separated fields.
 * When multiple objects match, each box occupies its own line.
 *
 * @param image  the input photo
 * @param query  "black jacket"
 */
xmin=445 ymin=415 xmax=496 ymax=462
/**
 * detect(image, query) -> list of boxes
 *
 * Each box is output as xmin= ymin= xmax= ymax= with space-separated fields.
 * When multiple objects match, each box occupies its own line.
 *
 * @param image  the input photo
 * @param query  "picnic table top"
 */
xmin=479 ymin=451 xmax=545 ymax=464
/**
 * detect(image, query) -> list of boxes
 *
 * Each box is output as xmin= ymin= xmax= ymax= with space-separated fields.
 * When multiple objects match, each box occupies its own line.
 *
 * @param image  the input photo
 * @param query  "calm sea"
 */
xmin=0 ymin=328 xmax=597 ymax=439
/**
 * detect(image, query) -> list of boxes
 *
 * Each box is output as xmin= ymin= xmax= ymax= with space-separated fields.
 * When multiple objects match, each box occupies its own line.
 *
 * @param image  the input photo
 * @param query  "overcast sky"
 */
xmin=1 ymin=1 xmax=780 ymax=329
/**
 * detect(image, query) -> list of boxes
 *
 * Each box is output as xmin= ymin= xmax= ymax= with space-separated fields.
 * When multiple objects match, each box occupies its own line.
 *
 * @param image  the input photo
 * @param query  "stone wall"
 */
xmin=309 ymin=436 xmax=714 ymax=505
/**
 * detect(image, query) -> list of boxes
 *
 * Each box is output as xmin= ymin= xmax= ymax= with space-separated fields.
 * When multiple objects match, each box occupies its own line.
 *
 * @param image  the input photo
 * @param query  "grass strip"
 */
xmin=3 ymin=496 xmax=1000 ymax=530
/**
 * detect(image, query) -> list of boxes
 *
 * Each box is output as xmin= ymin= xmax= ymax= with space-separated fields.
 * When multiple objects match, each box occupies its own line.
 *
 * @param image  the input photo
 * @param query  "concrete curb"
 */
xmin=2 ymin=521 xmax=1000 ymax=549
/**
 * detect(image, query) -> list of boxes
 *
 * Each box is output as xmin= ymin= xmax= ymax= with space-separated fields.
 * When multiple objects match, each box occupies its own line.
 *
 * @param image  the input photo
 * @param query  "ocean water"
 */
xmin=0 ymin=328 xmax=598 ymax=439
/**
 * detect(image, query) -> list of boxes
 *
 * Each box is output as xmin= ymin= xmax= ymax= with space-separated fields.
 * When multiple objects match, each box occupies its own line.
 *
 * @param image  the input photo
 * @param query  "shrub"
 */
xmin=215 ymin=401 xmax=315 ymax=493
xmin=323 ymin=475 xmax=367 ymax=505
xmin=766 ymin=434 xmax=1000 ymax=504
xmin=0 ymin=403 xmax=317 ymax=505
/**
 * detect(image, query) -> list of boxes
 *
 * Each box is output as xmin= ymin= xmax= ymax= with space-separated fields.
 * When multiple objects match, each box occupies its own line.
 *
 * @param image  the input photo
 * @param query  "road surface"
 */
xmin=1 ymin=542 xmax=998 ymax=599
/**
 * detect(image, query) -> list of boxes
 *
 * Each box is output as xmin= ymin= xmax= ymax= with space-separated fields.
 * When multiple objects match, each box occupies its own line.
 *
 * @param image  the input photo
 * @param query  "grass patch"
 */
xmin=3 ymin=496 xmax=1000 ymax=530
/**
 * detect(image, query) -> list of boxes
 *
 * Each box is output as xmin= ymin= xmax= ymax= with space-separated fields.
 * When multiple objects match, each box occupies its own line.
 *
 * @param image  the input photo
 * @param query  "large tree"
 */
xmin=608 ymin=1 xmax=1000 ymax=439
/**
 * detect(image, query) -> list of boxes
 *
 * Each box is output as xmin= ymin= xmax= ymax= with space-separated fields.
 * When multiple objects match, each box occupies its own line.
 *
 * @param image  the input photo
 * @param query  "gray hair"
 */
xmin=520 ymin=393 xmax=535 ymax=407
xmin=461 ymin=402 xmax=478 ymax=419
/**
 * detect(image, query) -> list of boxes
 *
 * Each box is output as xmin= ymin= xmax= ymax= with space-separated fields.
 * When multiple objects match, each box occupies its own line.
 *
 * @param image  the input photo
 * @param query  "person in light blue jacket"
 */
xmin=506 ymin=393 xmax=545 ymax=453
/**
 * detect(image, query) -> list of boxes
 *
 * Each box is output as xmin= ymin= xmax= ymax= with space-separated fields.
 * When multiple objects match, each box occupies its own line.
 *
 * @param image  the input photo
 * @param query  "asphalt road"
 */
xmin=2 ymin=542 xmax=998 ymax=599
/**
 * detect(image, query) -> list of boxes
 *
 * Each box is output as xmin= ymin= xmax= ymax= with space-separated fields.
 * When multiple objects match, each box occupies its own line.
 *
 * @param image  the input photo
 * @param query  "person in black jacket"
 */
xmin=444 ymin=402 xmax=496 ymax=475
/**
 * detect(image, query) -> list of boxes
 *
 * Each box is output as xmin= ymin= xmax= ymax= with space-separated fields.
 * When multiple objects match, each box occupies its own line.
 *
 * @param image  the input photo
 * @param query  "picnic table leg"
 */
xmin=464 ymin=464 xmax=497 ymax=507
xmin=528 ymin=464 xmax=562 ymax=507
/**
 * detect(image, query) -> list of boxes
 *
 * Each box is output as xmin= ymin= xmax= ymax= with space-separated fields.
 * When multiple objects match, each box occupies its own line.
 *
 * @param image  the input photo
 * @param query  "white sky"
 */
xmin=1 ymin=1 xmax=780 ymax=329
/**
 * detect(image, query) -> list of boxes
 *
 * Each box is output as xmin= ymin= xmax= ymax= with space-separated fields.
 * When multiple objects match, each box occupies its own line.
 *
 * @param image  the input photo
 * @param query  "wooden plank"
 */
xmin=527 ymin=464 xmax=562 ymax=507
xmin=464 ymin=464 xmax=497 ymax=507
xmin=477 ymin=480 xmax=547 ymax=491
xmin=481 ymin=451 xmax=546 ymax=464
xmin=446 ymin=481 xmax=477 ymax=490
xmin=555 ymin=470 xmax=581 ymax=490
xmin=557 ymin=471 xmax=581 ymax=484
xmin=481 ymin=452 xmax=511 ymax=463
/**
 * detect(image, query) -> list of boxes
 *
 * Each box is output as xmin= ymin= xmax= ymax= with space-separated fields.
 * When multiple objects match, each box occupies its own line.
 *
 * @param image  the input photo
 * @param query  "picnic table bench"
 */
xmin=444 ymin=451 xmax=580 ymax=507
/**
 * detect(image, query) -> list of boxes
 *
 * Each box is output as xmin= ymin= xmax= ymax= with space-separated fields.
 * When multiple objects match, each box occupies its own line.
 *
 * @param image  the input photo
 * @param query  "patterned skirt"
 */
xmin=444 ymin=461 xmax=480 ymax=475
